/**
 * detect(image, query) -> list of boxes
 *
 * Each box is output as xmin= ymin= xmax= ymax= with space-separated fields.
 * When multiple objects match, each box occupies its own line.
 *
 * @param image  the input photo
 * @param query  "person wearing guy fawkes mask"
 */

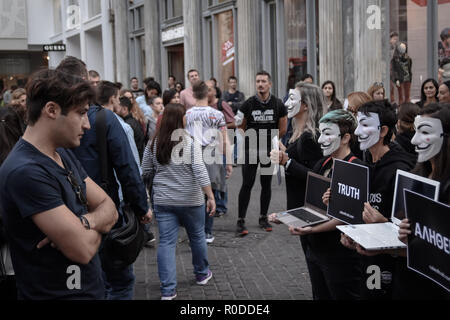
xmin=270 ymin=109 xmax=364 ymax=300
xmin=341 ymin=100 xmax=416 ymax=300
xmin=394 ymin=104 xmax=450 ymax=300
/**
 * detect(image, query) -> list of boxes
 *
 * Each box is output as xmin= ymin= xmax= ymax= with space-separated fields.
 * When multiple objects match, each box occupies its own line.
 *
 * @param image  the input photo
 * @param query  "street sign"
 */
xmin=43 ymin=44 xmax=66 ymax=52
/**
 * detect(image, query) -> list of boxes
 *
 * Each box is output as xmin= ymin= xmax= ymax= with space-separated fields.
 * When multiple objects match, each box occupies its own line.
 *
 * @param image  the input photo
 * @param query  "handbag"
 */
xmin=100 ymin=204 xmax=148 ymax=269
xmin=96 ymin=107 xmax=147 ymax=269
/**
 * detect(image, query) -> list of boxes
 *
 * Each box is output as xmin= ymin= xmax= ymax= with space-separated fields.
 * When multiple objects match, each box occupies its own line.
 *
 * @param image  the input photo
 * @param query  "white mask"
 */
xmin=234 ymin=110 xmax=245 ymax=126
xmin=318 ymin=123 xmax=342 ymax=157
xmin=411 ymin=116 xmax=444 ymax=163
xmin=355 ymin=112 xmax=381 ymax=150
xmin=285 ymin=89 xmax=301 ymax=119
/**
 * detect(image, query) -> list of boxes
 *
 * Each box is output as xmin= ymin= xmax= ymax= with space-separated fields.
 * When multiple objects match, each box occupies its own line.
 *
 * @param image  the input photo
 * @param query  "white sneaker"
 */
xmin=205 ymin=234 xmax=215 ymax=244
xmin=161 ymin=291 xmax=177 ymax=300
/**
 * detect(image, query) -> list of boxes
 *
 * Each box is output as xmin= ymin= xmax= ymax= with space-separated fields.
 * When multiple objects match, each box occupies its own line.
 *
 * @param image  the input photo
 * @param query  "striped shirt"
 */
xmin=142 ymin=134 xmax=210 ymax=207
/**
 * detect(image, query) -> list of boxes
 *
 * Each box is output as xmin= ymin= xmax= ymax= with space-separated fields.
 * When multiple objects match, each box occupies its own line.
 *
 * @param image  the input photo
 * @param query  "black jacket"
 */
xmin=124 ymin=114 xmax=145 ymax=161
xmin=393 ymin=176 xmax=450 ymax=300
xmin=285 ymin=131 xmax=323 ymax=210
xmin=394 ymin=131 xmax=417 ymax=160
xmin=365 ymin=143 xmax=416 ymax=219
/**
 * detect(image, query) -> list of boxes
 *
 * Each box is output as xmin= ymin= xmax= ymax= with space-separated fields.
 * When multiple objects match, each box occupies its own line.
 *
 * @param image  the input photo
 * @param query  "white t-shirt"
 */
xmin=186 ymin=106 xmax=227 ymax=147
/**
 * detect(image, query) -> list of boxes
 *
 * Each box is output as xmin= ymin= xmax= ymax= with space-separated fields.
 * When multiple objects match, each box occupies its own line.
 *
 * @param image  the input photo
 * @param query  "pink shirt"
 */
xmin=180 ymin=87 xmax=196 ymax=110
xmin=211 ymin=100 xmax=235 ymax=125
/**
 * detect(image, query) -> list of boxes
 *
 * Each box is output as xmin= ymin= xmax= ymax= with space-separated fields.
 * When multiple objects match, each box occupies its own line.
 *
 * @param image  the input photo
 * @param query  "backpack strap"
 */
xmin=348 ymin=156 xmax=357 ymax=163
xmin=96 ymin=107 xmax=110 ymax=192
xmin=321 ymin=157 xmax=332 ymax=169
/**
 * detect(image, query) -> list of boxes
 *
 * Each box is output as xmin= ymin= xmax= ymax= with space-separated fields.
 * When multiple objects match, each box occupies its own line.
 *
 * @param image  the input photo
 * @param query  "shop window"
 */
xmin=163 ymin=0 xmax=183 ymax=20
xmin=215 ymin=10 xmax=235 ymax=89
xmin=390 ymin=0 xmax=428 ymax=102
xmin=285 ymin=0 xmax=307 ymax=87
xmin=438 ymin=0 xmax=450 ymax=81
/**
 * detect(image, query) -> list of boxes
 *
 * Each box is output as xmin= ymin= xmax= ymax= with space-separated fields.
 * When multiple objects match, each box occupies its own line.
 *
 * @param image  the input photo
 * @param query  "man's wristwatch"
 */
xmin=79 ymin=215 xmax=91 ymax=230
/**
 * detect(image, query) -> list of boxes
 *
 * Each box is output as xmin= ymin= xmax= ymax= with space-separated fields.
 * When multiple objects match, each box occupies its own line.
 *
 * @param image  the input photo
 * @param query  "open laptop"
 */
xmin=337 ymin=170 xmax=440 ymax=251
xmin=276 ymin=172 xmax=330 ymax=228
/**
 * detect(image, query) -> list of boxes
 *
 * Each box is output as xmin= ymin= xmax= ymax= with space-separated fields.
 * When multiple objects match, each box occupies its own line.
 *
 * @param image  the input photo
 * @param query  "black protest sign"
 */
xmin=405 ymin=190 xmax=450 ymax=293
xmin=327 ymin=159 xmax=369 ymax=225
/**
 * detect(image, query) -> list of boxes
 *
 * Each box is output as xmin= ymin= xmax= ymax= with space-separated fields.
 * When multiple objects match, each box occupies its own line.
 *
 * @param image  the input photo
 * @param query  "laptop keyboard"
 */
xmin=289 ymin=209 xmax=324 ymax=224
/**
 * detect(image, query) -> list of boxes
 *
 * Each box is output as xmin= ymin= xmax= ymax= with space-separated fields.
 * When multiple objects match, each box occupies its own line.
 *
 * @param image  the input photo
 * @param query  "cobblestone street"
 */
xmin=134 ymin=167 xmax=313 ymax=300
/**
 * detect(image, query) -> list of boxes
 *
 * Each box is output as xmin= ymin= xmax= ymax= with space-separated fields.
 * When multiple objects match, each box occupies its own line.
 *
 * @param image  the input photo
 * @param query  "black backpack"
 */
xmin=95 ymin=107 xmax=148 ymax=269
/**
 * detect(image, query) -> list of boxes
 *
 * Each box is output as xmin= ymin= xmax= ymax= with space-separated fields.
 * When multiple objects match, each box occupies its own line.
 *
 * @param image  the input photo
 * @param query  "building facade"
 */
xmin=145 ymin=0 xmax=450 ymax=101
xmin=0 ymin=0 xmax=52 ymax=92
xmin=2 ymin=0 xmax=449 ymax=102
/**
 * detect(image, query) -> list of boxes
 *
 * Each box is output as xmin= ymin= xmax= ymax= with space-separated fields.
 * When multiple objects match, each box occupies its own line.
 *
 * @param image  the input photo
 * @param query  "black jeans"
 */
xmin=305 ymin=246 xmax=363 ymax=300
xmin=0 ymin=276 xmax=17 ymax=300
xmin=238 ymin=160 xmax=273 ymax=220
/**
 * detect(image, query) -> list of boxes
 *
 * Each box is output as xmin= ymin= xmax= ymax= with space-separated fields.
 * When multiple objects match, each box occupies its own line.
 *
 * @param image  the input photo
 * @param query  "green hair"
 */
xmin=320 ymin=109 xmax=357 ymax=138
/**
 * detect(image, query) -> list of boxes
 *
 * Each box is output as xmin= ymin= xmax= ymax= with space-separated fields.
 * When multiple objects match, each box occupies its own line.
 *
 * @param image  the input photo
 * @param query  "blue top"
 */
xmin=72 ymin=105 xmax=148 ymax=218
xmin=136 ymin=95 xmax=153 ymax=120
xmin=0 ymin=139 xmax=104 ymax=300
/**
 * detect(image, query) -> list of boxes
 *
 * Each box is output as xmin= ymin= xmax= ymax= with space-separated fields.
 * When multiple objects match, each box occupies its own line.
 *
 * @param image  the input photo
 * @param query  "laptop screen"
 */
xmin=392 ymin=171 xmax=440 ymax=222
xmin=305 ymin=173 xmax=330 ymax=212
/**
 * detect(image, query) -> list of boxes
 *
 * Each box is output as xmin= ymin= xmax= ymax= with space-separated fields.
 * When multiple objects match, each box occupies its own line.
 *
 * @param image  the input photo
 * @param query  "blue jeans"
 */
xmin=154 ymin=204 xmax=210 ymax=296
xmin=102 ymin=264 xmax=135 ymax=300
xmin=205 ymin=202 xmax=214 ymax=235
xmin=214 ymin=189 xmax=228 ymax=213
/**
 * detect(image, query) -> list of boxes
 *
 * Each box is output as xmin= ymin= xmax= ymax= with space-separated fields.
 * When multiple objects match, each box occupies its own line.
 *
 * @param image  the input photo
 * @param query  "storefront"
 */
xmin=129 ymin=0 xmax=449 ymax=100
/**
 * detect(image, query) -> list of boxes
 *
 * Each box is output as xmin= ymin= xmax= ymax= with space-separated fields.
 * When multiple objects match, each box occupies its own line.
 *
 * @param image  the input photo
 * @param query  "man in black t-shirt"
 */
xmin=130 ymin=77 xmax=144 ymax=98
xmin=236 ymin=71 xmax=287 ymax=236
xmin=0 ymin=69 xmax=118 ymax=300
xmin=222 ymin=76 xmax=246 ymax=114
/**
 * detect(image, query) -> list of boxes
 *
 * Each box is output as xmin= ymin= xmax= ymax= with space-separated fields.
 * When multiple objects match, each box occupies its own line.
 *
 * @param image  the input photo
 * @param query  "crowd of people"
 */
xmin=0 ymin=52 xmax=449 ymax=301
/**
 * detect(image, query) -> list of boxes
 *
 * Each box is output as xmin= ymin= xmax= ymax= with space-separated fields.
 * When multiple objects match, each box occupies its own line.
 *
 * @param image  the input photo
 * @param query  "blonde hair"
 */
xmin=11 ymin=88 xmax=26 ymax=103
xmin=367 ymin=84 xmax=385 ymax=100
xmin=290 ymin=82 xmax=326 ymax=143
xmin=347 ymin=92 xmax=371 ymax=114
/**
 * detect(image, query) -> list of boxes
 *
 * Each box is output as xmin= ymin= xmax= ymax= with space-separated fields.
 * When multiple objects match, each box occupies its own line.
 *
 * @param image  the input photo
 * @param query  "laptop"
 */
xmin=276 ymin=172 xmax=330 ymax=228
xmin=337 ymin=170 xmax=440 ymax=251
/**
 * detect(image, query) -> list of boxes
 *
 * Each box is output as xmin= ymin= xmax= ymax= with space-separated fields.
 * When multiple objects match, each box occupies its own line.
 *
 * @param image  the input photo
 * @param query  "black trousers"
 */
xmin=0 ymin=276 xmax=17 ymax=300
xmin=305 ymin=245 xmax=364 ymax=300
xmin=238 ymin=161 xmax=273 ymax=220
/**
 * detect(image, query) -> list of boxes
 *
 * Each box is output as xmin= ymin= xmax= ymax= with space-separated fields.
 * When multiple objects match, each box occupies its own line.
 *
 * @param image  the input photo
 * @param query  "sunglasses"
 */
xmin=67 ymin=171 xmax=88 ymax=208
xmin=373 ymin=82 xmax=384 ymax=88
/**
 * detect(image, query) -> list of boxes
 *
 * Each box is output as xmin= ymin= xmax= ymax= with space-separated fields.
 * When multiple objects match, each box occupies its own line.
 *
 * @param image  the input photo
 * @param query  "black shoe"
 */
xmin=236 ymin=219 xmax=248 ymax=237
xmin=259 ymin=216 xmax=273 ymax=232
xmin=214 ymin=211 xmax=226 ymax=218
xmin=145 ymin=231 xmax=156 ymax=247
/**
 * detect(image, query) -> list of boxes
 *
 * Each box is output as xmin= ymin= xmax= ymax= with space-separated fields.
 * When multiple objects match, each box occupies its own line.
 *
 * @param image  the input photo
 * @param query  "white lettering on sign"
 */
xmin=415 ymin=222 xmax=450 ymax=255
xmin=337 ymin=183 xmax=360 ymax=200
xmin=162 ymin=26 xmax=185 ymax=43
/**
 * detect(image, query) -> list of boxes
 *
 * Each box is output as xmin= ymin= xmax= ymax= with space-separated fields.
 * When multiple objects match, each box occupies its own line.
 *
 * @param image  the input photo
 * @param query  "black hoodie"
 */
xmin=365 ymin=142 xmax=416 ymax=219
xmin=361 ymin=143 xmax=416 ymax=299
